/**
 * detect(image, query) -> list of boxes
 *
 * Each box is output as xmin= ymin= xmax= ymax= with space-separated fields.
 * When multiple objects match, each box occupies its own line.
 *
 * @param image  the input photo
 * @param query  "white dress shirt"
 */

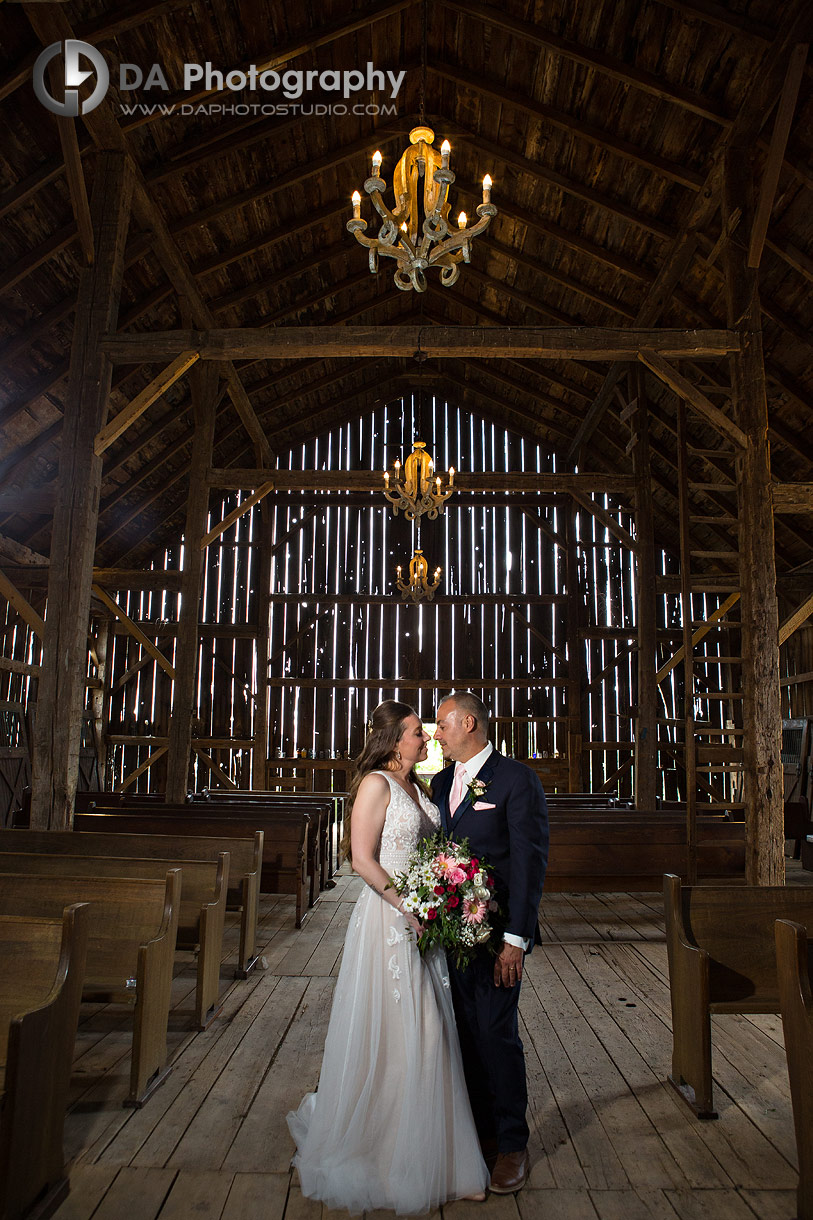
xmin=456 ymin=743 xmax=528 ymax=953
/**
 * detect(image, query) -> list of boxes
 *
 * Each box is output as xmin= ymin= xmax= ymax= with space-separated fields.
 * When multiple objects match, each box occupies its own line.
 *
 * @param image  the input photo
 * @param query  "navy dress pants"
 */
xmin=448 ymin=952 xmax=529 ymax=1153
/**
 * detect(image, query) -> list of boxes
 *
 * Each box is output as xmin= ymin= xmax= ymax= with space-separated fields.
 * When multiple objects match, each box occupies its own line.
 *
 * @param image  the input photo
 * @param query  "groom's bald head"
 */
xmin=434 ymin=691 xmax=490 ymax=762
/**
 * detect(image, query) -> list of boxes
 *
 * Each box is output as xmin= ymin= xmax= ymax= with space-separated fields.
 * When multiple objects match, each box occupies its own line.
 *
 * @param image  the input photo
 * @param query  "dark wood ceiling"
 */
xmin=0 ymin=0 xmax=811 ymax=574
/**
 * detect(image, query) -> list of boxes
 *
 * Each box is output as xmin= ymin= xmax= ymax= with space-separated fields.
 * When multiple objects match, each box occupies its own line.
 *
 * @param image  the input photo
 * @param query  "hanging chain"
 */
xmin=419 ymin=0 xmax=427 ymax=127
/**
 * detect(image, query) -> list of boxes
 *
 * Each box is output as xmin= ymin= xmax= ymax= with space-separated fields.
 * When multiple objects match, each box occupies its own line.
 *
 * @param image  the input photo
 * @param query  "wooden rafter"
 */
xmin=748 ymin=42 xmax=809 ymax=269
xmin=431 ymin=61 xmax=704 ymax=189
xmin=566 ymin=0 xmax=812 ymax=459
xmin=441 ymin=0 xmax=732 ymax=124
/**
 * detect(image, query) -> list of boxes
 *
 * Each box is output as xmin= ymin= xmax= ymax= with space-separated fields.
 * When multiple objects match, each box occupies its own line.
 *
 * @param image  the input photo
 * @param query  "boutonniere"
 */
xmin=467 ymin=777 xmax=490 ymax=802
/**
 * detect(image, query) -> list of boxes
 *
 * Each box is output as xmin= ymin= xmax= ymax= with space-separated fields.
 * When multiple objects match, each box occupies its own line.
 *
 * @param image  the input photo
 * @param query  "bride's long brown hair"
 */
xmin=340 ymin=700 xmax=422 ymax=864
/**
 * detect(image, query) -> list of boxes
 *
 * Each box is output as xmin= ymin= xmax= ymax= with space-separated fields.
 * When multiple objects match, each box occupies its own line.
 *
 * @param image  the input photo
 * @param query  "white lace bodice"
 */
xmin=373 ymin=771 xmax=441 ymax=872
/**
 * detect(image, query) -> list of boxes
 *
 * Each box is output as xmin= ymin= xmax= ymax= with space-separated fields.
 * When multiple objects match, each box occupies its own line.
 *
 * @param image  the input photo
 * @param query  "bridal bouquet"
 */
xmin=389 ymin=831 xmax=503 ymax=967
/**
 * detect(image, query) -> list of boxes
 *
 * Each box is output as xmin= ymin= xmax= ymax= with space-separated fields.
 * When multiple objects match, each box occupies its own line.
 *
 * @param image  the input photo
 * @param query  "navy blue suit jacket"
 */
xmin=431 ymin=751 xmax=549 ymax=951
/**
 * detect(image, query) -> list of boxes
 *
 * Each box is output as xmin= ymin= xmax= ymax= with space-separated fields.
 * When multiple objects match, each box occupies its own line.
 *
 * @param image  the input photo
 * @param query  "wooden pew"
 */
xmin=74 ymin=811 xmax=310 ymax=928
xmin=0 ymin=829 xmax=262 ymax=979
xmin=545 ymin=814 xmax=745 ymax=891
xmin=663 ymin=873 xmax=813 ymax=1118
xmin=0 ymin=872 xmax=180 ymax=1106
xmin=0 ymin=852 xmax=228 ymax=1030
xmin=775 ymin=919 xmax=813 ymax=1220
xmin=0 ymin=904 xmax=88 ymax=1220
xmin=76 ymin=790 xmax=337 ymax=887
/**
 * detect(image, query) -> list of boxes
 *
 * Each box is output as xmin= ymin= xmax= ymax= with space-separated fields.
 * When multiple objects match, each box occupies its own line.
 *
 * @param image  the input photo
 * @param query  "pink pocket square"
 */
xmin=473 ymin=801 xmax=496 ymax=810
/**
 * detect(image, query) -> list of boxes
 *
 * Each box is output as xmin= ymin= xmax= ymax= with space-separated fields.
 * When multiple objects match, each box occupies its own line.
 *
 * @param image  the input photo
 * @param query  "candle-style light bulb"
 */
xmin=372 ymin=150 xmax=382 ymax=176
xmin=449 ymin=466 xmax=455 ymax=486
xmin=384 ymin=470 xmax=390 ymax=485
xmin=351 ymin=190 xmax=361 ymax=218
xmin=482 ymin=173 xmax=492 ymax=203
xmin=394 ymin=458 xmax=401 ymax=471
xmin=458 ymin=211 xmax=467 ymax=229
xmin=440 ymin=139 xmax=451 ymax=168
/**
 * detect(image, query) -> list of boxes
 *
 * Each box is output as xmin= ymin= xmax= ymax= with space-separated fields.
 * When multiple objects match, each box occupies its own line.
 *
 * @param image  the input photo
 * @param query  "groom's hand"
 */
xmin=494 ymin=941 xmax=524 ymax=987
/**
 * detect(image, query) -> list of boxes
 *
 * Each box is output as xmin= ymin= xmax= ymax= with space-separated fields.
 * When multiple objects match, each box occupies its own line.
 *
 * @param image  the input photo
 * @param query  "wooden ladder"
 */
xmin=675 ymin=407 xmax=744 ymax=879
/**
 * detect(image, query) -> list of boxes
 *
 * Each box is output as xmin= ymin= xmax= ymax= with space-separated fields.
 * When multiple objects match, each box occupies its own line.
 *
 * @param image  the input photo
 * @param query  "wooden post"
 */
xmin=30 ymin=154 xmax=132 ymax=829
xmin=676 ymin=403 xmax=698 ymax=883
xmin=722 ymin=146 xmax=784 ymax=885
xmin=165 ymin=362 xmax=219 ymax=802
xmin=90 ymin=615 xmax=111 ymax=787
xmin=252 ymin=506 xmax=273 ymax=789
xmin=565 ymin=497 xmax=585 ymax=791
xmin=632 ymin=366 xmax=658 ymax=810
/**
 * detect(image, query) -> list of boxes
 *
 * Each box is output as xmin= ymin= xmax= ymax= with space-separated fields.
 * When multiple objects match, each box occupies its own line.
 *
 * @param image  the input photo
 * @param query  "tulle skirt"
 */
xmin=287 ymin=885 xmax=489 ymax=1214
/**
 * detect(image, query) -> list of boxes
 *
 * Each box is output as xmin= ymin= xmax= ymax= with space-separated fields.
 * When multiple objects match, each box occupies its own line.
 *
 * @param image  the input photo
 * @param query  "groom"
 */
xmin=432 ymin=691 xmax=548 ymax=1194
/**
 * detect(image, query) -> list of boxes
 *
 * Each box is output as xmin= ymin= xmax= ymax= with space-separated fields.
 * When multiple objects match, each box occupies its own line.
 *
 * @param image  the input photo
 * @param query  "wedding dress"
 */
xmin=287 ymin=771 xmax=489 ymax=1214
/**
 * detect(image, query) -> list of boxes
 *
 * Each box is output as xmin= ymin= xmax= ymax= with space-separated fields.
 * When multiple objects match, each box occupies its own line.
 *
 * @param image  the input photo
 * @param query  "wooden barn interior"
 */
xmin=2 ymin=0 xmax=813 ymax=1218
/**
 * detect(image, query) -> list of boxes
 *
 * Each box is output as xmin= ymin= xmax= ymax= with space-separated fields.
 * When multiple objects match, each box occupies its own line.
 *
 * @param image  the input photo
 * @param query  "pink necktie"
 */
xmin=449 ymin=763 xmax=466 ymax=815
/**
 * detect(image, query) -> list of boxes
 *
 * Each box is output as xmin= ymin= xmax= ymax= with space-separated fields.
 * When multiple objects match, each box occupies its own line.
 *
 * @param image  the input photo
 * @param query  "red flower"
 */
xmin=471 ymin=858 xmax=479 ymax=870
xmin=447 ymin=895 xmax=460 ymax=908
xmin=446 ymin=885 xmax=457 ymax=893
xmin=433 ymin=885 xmax=445 ymax=896
xmin=466 ymin=867 xmax=475 ymax=879
xmin=487 ymin=875 xmax=494 ymax=887
xmin=427 ymin=908 xmax=438 ymax=920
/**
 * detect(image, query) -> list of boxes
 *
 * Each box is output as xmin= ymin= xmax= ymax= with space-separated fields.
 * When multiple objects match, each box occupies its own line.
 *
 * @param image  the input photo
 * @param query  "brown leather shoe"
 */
xmin=489 ymin=1148 xmax=530 ymax=1194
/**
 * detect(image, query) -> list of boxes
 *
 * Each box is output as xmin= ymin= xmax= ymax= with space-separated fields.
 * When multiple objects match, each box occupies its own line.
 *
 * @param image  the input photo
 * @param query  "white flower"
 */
xmin=473 ymin=871 xmax=483 ymax=886
xmin=475 ymin=925 xmax=492 ymax=943
xmin=474 ymin=885 xmax=489 ymax=901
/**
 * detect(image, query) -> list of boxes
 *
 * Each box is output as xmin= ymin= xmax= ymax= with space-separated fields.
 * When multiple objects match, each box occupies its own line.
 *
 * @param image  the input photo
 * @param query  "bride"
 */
xmin=287 ymin=700 xmax=489 ymax=1214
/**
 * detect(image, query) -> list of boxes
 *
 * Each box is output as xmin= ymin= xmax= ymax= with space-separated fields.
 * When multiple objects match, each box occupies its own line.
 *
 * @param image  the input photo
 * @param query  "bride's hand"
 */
xmin=404 ymin=912 xmax=423 ymax=937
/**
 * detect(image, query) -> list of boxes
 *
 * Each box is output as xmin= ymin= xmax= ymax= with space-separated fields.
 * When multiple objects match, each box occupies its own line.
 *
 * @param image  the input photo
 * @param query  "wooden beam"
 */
xmin=779 ymin=593 xmax=813 ymax=645
xmin=200 ymin=480 xmax=275 ymax=549
xmin=100 ymin=327 xmax=739 ymax=364
xmin=194 ymin=748 xmax=238 ymax=790
xmin=722 ymin=142 xmax=783 ymax=885
xmin=631 ymin=366 xmax=658 ymax=810
xmin=656 ymin=593 xmax=741 ymax=683
xmin=206 ymin=468 xmax=636 ymax=494
xmin=94 ymin=352 xmax=199 ymax=455
xmin=116 ymin=746 xmax=168 ymax=793
xmin=48 ymin=59 xmax=93 ymax=265
xmin=166 ymin=361 xmax=218 ymax=801
xmin=571 ymin=493 xmax=638 ymax=552
xmin=637 ymin=352 xmax=748 ymax=449
xmin=748 ymin=43 xmax=809 ymax=268
xmin=772 ymin=484 xmax=813 ymax=513
xmin=0 ymin=569 xmax=45 ymax=638
xmin=92 ymin=584 xmax=176 ymax=680
xmin=29 ymin=153 xmax=132 ymax=831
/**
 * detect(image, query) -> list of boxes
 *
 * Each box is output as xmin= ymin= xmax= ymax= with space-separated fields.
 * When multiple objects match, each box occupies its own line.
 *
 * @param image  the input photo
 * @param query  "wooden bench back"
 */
xmin=73 ymin=810 xmax=305 ymax=851
xmin=0 ymin=914 xmax=80 ymax=1067
xmin=0 ymin=852 xmax=226 ymax=935
xmin=0 ymin=827 xmax=261 ymax=883
xmin=0 ymin=873 xmax=179 ymax=996
xmin=665 ymin=874 xmax=813 ymax=1005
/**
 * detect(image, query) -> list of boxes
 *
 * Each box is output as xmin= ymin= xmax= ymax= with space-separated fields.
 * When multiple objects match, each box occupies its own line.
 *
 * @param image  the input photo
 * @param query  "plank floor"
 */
xmin=51 ymin=862 xmax=812 ymax=1220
